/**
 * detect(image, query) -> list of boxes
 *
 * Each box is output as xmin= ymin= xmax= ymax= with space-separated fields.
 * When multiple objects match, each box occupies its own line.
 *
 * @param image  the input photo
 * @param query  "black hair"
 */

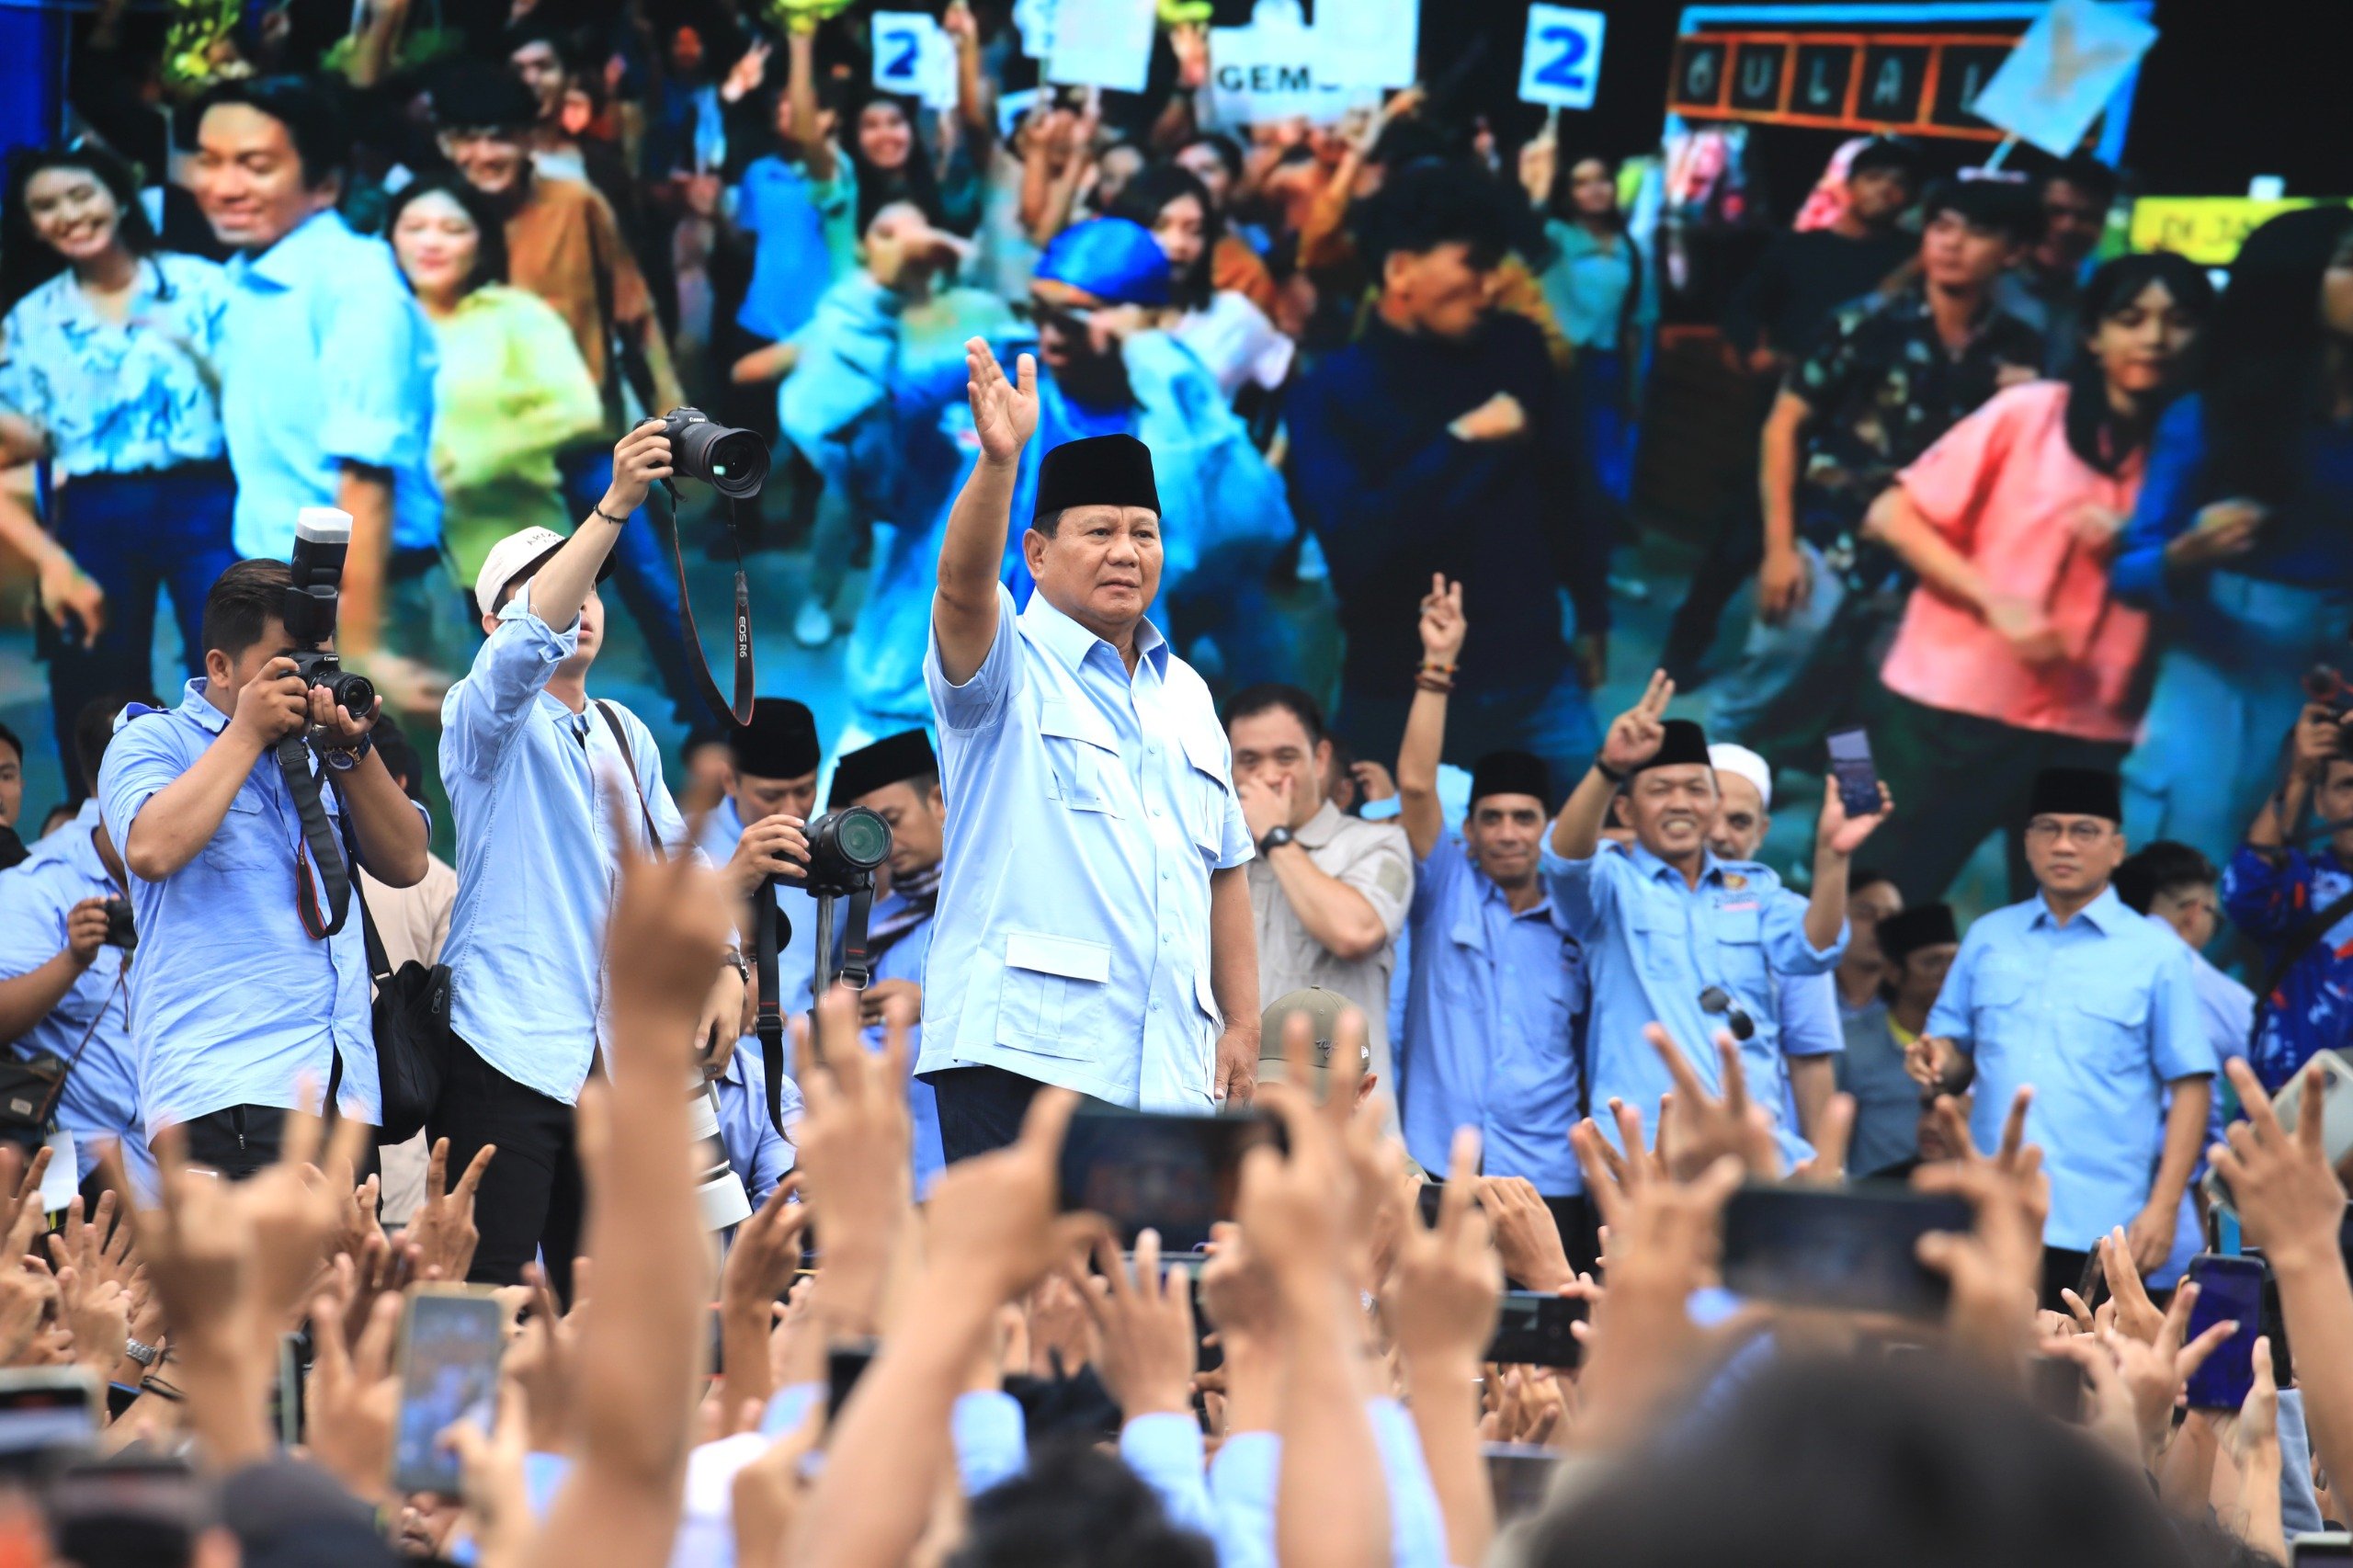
xmin=1359 ymin=156 xmax=1512 ymax=272
xmin=1369 ymin=117 xmax=1455 ymax=170
xmin=2 ymin=141 xmax=165 ymax=313
xmin=2061 ymin=250 xmax=2215 ymax=473
xmin=2201 ymin=204 xmax=2353 ymax=506
xmin=1109 ymin=162 xmax=1220 ymax=311
xmin=72 ymin=692 xmax=159 ymax=799
xmin=844 ymin=89 xmax=945 ymax=233
xmin=951 ymin=1438 xmax=1216 ymax=1568
xmin=200 ymin=559 xmax=294 ymax=662
xmin=2114 ymin=839 xmax=2220 ymax=915
xmin=1527 ymin=1353 xmax=2197 ymax=1568
xmin=502 ymin=20 xmax=580 ymax=74
xmin=431 ymin=57 xmax=541 ymax=135
xmin=184 ymin=75 xmax=349 ymax=192
xmin=383 ymin=172 xmax=510 ymax=298
xmin=1920 ymin=175 xmax=2044 ymax=246
xmin=1176 ymin=131 xmax=1244 ymax=190
xmin=1847 ymin=135 xmax=1926 ymax=187
xmin=0 ymin=719 xmax=18 ymax=766
xmin=369 ymin=714 xmax=426 ymax=804
xmin=2044 ymin=153 xmax=2120 ymax=212
xmin=1850 ymin=867 xmax=1896 ymax=898
xmin=1223 ymin=683 xmax=1327 ymax=749
xmin=1544 ymin=150 xmax=1625 ymax=232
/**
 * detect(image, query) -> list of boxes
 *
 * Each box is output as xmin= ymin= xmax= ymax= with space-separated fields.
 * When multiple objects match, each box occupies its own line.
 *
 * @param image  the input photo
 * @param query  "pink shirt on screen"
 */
xmin=1880 ymin=381 xmax=2151 ymax=744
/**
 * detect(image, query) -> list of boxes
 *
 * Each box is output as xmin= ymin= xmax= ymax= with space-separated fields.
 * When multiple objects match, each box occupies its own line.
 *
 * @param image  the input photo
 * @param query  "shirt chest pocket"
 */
xmin=1039 ymin=700 xmax=1122 ymax=817
xmin=1176 ymin=724 xmax=1233 ymax=856
xmin=2067 ymin=979 xmax=2152 ymax=1068
xmin=202 ymin=793 xmax=277 ymax=872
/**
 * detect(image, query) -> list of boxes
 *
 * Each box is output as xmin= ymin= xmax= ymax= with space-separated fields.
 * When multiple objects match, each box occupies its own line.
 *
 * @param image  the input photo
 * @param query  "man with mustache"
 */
xmin=1546 ymin=676 xmax=1887 ymax=1159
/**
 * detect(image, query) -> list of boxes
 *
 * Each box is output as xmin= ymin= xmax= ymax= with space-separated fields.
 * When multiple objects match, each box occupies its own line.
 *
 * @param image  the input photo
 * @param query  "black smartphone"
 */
xmin=1721 ymin=1185 xmax=1973 ymax=1319
xmin=1483 ymin=1442 xmax=1555 ymax=1524
xmin=1825 ymin=728 xmax=1881 ymax=820
xmin=391 ymin=1288 xmax=506 ymax=1496
xmin=1057 ymin=1108 xmax=1287 ymax=1252
xmin=1483 ymin=1290 xmax=1584 ymax=1369
xmin=2184 ymin=1254 xmax=2267 ymax=1410
xmin=0 ymin=1369 xmax=99 ymax=1466
xmin=2292 ymin=1533 xmax=2353 ymax=1565
xmin=827 ymin=1341 xmax=879 ymax=1422
xmin=2028 ymin=1354 xmax=2086 ymax=1423
xmin=275 ymin=1332 xmax=307 ymax=1449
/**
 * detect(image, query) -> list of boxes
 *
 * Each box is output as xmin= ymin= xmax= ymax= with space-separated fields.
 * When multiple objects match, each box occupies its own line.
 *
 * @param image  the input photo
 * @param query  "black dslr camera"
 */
xmin=801 ymin=806 xmax=892 ymax=899
xmin=657 ymin=407 xmax=769 ymax=500
xmin=101 ymin=897 xmax=134 ymax=951
xmin=284 ymin=509 xmax=377 ymax=716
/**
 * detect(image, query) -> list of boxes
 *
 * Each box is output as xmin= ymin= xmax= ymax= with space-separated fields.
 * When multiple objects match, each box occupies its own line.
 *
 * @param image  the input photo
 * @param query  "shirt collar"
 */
xmin=179 ymin=678 xmax=230 ymax=734
xmin=1019 ymin=590 xmax=1168 ymax=678
xmin=1294 ymin=800 xmax=1346 ymax=849
xmin=243 ymin=209 xmax=347 ymax=290
xmin=1628 ymin=840 xmax=1727 ymax=887
xmin=2032 ymin=883 xmax=2125 ymax=933
xmin=49 ymin=799 xmax=111 ymax=885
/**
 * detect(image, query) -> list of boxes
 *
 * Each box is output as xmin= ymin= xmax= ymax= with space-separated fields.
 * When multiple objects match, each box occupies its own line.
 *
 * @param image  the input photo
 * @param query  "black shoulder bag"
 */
xmin=348 ymin=824 xmax=452 ymax=1144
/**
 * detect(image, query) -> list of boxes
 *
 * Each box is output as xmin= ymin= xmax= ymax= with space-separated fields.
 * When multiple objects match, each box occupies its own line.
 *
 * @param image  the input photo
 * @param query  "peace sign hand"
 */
xmin=1598 ymin=670 xmax=1675 ymax=775
xmin=1417 ymin=574 xmax=1466 ymax=665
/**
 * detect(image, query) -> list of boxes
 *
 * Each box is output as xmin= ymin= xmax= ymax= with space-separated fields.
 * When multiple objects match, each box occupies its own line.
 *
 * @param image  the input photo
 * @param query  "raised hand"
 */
xmin=1387 ymin=1131 xmax=1506 ymax=1366
xmin=1083 ymin=1229 xmax=1198 ymax=1420
xmin=410 ymin=1138 xmax=495 ymax=1285
xmin=1472 ymin=1176 xmax=1574 ymax=1293
xmin=965 ymin=339 xmax=1039 ymax=467
xmin=1418 ymin=574 xmax=1466 ymax=665
xmin=2211 ymin=1057 xmax=2349 ymax=1275
xmin=1599 ymin=671 xmax=1676 ymax=776
xmin=1646 ymin=1024 xmax=1783 ymax=1182
xmin=1815 ymin=774 xmax=1893 ymax=858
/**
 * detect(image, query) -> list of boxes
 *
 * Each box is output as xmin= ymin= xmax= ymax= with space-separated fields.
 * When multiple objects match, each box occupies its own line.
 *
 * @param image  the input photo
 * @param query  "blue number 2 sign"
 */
xmin=880 ymin=28 xmax=921 ymax=85
xmin=1518 ymin=5 xmax=1606 ymax=111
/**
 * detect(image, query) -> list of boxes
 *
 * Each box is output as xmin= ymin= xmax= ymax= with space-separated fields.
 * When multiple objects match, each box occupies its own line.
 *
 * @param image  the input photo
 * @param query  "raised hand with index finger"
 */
xmin=1598 ymin=671 xmax=1676 ymax=776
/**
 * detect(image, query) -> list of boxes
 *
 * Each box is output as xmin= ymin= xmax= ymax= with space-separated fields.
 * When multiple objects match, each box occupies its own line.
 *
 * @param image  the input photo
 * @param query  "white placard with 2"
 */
xmin=1518 ymin=5 xmax=1606 ymax=112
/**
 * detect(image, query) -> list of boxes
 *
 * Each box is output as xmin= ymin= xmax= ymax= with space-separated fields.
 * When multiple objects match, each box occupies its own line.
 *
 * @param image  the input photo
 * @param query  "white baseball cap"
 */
xmin=1708 ymin=743 xmax=1773 ymax=811
xmin=473 ymin=526 xmax=614 ymax=619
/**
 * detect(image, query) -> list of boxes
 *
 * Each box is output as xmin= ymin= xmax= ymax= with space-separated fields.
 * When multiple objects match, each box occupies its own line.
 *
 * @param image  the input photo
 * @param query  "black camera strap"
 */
xmin=656 ymin=483 xmax=756 ymax=730
xmin=278 ymin=737 xmax=353 ymax=938
xmin=837 ymin=885 xmax=874 ymax=993
xmin=754 ymin=881 xmax=790 ymax=1137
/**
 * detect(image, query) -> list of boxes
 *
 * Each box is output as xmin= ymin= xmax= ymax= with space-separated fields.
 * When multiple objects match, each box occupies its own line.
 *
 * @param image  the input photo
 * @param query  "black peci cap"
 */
xmin=1032 ymin=434 xmax=1161 ymax=522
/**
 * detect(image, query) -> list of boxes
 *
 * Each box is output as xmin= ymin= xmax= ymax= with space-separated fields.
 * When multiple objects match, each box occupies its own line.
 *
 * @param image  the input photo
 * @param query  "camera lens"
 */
xmin=670 ymin=414 xmax=770 ymax=499
xmin=832 ymin=808 xmax=891 ymax=869
xmin=328 ymin=669 xmax=377 ymax=716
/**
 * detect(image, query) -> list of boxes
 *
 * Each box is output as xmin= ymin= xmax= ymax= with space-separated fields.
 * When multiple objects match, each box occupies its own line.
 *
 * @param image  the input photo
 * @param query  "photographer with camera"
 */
xmin=94 ymin=556 xmax=430 ymax=1176
xmin=2220 ymin=698 xmax=2353 ymax=1096
xmin=434 ymin=418 xmax=745 ymax=1290
xmin=0 ymin=695 xmax=158 ymax=1198
xmin=698 ymin=699 xmax=820 ymax=1019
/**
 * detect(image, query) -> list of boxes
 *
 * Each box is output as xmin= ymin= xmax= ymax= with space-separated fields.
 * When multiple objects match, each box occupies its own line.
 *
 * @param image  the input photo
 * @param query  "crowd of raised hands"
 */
xmin=9 ymin=808 xmax=2353 ymax=1568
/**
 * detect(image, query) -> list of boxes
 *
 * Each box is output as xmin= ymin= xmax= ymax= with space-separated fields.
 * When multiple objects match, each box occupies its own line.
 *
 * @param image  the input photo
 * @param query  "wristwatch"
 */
xmin=123 ymin=1336 xmax=161 ymax=1369
xmin=322 ymin=729 xmax=375 ymax=769
xmin=1257 ymin=824 xmax=1296 ymax=855
xmin=722 ymin=949 xmax=749 ymax=985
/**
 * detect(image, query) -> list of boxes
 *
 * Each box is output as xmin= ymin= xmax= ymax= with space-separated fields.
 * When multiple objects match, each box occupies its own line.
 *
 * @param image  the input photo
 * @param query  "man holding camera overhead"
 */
xmin=434 ymin=420 xmax=745 ymax=1289
xmin=0 ymin=697 xmax=157 ymax=1199
xmin=921 ymin=342 xmax=1259 ymax=1161
xmin=95 ymin=557 xmax=430 ymax=1176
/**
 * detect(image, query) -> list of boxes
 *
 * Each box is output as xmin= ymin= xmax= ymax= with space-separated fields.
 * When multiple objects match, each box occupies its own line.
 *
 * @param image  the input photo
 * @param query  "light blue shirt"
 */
xmin=1545 ymin=841 xmax=1843 ymax=1152
xmin=923 ymin=584 xmax=1252 ymax=1109
xmin=712 ymin=1041 xmax=795 ymax=1210
xmin=96 ymin=685 xmax=392 ymax=1131
xmin=0 ymin=801 xmax=153 ymax=1191
xmin=0 ymin=254 xmax=231 ymax=477
xmin=220 ymin=210 xmax=441 ymax=555
xmin=1753 ymin=916 xmax=1842 ymax=1168
xmin=1927 ymin=887 xmax=2216 ymax=1250
xmin=697 ymin=795 xmax=818 ymax=1018
xmin=438 ymin=585 xmax=691 ymax=1103
xmin=1398 ymin=832 xmax=1584 ymax=1194
xmin=2144 ymin=912 xmax=2252 ymax=1290
xmin=1204 ymin=1399 xmax=1449 ymax=1568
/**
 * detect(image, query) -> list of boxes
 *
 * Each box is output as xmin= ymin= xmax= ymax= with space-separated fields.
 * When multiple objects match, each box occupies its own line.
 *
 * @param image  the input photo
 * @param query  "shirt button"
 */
xmin=1151 ymin=805 xmax=1162 ymax=816
xmin=1150 ymin=1000 xmax=1161 ymax=1012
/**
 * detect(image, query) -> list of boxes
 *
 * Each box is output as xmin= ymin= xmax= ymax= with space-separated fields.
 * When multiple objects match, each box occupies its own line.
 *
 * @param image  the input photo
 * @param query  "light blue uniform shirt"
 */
xmin=1398 ymin=832 xmax=1584 ymax=1194
xmin=0 ymin=801 xmax=154 ymax=1192
xmin=2144 ymin=911 xmax=2251 ymax=1290
xmin=712 ymin=1041 xmax=796 ymax=1210
xmin=923 ymin=585 xmax=1252 ymax=1109
xmin=96 ymin=685 xmax=394 ymax=1131
xmin=220 ymin=210 xmax=441 ymax=555
xmin=1202 ymin=1400 xmax=1449 ymax=1568
xmin=697 ymin=795 xmax=818 ymax=1018
xmin=1544 ymin=841 xmax=1843 ymax=1152
xmin=438 ymin=585 xmax=691 ymax=1103
xmin=0 ymin=253 xmax=231 ymax=476
xmin=866 ymin=893 xmax=946 ymax=1194
xmin=1755 ymin=915 xmax=1843 ymax=1168
xmin=1927 ymin=887 xmax=2215 ymax=1251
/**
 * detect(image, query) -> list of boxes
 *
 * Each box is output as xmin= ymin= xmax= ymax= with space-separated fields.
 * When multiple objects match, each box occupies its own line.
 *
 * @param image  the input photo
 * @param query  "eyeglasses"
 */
xmin=2024 ymin=819 xmax=2114 ymax=845
xmin=1699 ymin=985 xmax=1756 ymax=1042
